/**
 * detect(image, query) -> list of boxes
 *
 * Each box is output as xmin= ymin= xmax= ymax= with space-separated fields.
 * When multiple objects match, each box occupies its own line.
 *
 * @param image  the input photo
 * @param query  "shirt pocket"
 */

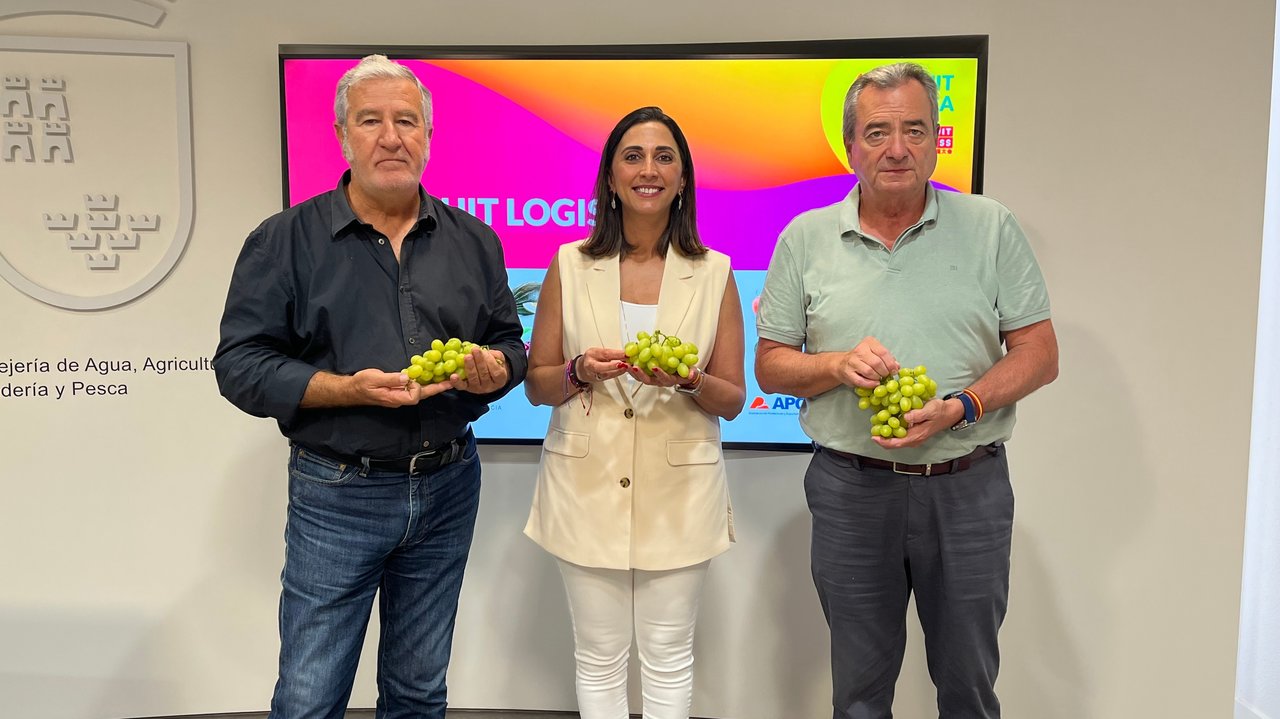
xmin=544 ymin=427 xmax=589 ymax=458
xmin=666 ymin=438 xmax=721 ymax=466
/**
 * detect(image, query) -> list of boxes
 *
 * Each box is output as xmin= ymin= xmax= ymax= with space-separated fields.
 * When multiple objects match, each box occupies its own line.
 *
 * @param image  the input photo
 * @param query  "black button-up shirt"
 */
xmin=214 ymin=173 xmax=528 ymax=461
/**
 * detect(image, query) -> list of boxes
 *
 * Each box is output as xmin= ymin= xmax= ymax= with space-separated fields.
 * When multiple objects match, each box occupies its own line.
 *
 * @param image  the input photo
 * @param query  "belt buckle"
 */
xmin=892 ymin=462 xmax=932 ymax=477
xmin=408 ymin=449 xmax=438 ymax=476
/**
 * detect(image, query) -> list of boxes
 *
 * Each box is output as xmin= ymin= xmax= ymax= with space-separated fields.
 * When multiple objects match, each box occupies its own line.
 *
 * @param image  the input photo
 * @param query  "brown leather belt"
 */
xmin=819 ymin=443 xmax=1000 ymax=477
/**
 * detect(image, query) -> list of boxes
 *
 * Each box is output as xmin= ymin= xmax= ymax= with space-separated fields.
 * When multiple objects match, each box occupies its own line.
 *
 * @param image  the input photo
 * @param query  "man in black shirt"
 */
xmin=214 ymin=54 xmax=527 ymax=719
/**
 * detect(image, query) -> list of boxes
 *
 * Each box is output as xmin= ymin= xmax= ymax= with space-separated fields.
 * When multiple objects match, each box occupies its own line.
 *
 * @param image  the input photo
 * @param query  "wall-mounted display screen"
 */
xmin=280 ymin=37 xmax=988 ymax=449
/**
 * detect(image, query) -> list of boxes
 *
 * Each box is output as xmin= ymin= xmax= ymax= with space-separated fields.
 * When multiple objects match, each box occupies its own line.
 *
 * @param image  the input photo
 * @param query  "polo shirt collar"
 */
xmin=327 ymin=170 xmax=438 ymax=238
xmin=839 ymin=182 xmax=939 ymax=240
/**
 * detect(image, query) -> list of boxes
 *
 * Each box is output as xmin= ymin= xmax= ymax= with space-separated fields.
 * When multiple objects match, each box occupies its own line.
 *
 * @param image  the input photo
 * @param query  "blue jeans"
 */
xmin=269 ymin=434 xmax=481 ymax=719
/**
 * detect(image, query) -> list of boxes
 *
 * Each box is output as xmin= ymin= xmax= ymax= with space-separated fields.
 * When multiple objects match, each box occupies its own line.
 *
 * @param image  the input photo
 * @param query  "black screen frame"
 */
xmin=278 ymin=35 xmax=989 ymax=451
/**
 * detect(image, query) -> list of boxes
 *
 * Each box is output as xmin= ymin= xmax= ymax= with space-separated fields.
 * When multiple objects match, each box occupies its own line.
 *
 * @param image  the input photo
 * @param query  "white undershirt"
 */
xmin=620 ymin=301 xmax=658 ymax=388
xmin=620 ymin=300 xmax=659 ymax=346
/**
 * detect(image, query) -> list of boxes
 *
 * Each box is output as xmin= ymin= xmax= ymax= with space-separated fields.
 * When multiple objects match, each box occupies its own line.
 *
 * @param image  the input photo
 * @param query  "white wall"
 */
xmin=0 ymin=1 xmax=1273 ymax=717
xmin=1237 ymin=7 xmax=1280 ymax=718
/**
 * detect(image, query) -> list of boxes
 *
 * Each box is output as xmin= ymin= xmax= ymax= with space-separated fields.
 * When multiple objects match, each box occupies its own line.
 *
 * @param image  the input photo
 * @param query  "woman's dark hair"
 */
xmin=579 ymin=106 xmax=707 ymax=259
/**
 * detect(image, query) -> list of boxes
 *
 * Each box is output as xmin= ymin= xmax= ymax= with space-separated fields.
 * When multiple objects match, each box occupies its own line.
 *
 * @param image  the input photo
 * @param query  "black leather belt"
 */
xmin=357 ymin=435 xmax=467 ymax=476
xmin=820 ymin=443 xmax=1000 ymax=477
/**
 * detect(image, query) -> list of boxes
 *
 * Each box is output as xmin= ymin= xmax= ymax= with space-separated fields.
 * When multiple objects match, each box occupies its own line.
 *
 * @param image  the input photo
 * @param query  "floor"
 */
xmin=161 ymin=706 xmax=686 ymax=711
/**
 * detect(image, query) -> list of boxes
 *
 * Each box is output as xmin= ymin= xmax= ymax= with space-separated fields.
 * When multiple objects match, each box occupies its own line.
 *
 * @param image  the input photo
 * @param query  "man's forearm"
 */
xmin=755 ymin=341 xmax=843 ymax=398
xmin=968 ymin=321 xmax=1059 ymax=413
xmin=298 ymin=371 xmax=357 ymax=409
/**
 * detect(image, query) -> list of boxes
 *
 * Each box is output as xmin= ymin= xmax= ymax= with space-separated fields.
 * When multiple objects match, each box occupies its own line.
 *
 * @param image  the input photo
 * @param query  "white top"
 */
xmin=620 ymin=300 xmax=659 ymax=346
xmin=620 ymin=301 xmax=658 ymax=387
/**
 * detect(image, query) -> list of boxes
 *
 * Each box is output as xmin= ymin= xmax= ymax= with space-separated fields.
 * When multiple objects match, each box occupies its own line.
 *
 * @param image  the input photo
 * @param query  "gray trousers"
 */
xmin=805 ymin=444 xmax=1013 ymax=719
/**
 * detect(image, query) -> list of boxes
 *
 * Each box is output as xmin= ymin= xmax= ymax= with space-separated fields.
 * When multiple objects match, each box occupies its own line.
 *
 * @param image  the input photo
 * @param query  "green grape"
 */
xmin=855 ymin=387 xmax=872 ymax=398
xmin=425 ymin=349 xmax=442 ymax=363
xmin=888 ymin=417 xmax=901 ymax=429
xmin=887 ymin=404 xmax=901 ymax=415
xmin=870 ymin=396 xmax=883 ymax=407
xmin=445 ymin=338 xmax=463 ymax=352
xmin=915 ymin=365 xmax=927 ymax=375
xmin=406 ymin=365 xmax=423 ymax=380
xmin=623 ymin=329 xmax=701 ymax=375
xmin=410 ymin=354 xmax=426 ymax=366
xmin=876 ymin=410 xmax=891 ymax=423
xmin=873 ymin=386 xmax=888 ymax=398
xmin=857 ymin=398 xmax=871 ymax=410
xmin=872 ymin=425 xmax=884 ymax=437
xmin=911 ymin=396 xmax=924 ymax=409
xmin=900 ymin=375 xmax=915 ymax=386
xmin=886 ymin=379 xmax=899 ymax=393
xmin=900 ymin=384 xmax=915 ymax=397
xmin=899 ymin=367 xmax=914 ymax=378
xmin=900 ymin=397 xmax=912 ymax=412
xmin=889 ymin=391 xmax=902 ymax=404
xmin=893 ymin=427 xmax=908 ymax=438
xmin=431 ymin=339 xmax=445 ymax=352
xmin=443 ymin=350 xmax=458 ymax=362
xmin=879 ymin=425 xmax=894 ymax=438
xmin=455 ymin=366 xmax=468 ymax=380
xmin=443 ymin=359 xmax=458 ymax=374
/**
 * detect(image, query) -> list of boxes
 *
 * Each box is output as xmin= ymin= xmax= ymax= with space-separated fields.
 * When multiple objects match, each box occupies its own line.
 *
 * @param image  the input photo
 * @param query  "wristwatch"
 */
xmin=944 ymin=390 xmax=977 ymax=430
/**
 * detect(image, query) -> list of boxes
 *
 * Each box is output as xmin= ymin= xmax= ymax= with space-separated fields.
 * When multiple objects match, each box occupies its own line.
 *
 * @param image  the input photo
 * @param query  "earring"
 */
xmin=677 ymin=192 xmax=684 ymax=211
xmin=610 ymin=193 xmax=617 ymax=210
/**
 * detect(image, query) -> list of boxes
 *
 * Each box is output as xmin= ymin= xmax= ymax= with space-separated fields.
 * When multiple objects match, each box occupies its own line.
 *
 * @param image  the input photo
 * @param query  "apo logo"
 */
xmin=0 ymin=25 xmax=192 ymax=310
xmin=749 ymin=395 xmax=803 ymax=412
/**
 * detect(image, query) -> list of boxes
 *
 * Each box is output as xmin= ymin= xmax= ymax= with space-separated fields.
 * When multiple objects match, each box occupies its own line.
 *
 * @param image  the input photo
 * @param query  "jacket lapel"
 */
xmin=582 ymin=251 xmax=621 ymax=351
xmin=655 ymin=249 xmax=696 ymax=339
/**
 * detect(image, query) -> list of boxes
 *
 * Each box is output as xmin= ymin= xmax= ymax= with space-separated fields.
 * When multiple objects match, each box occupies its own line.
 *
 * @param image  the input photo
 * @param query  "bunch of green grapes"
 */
xmin=855 ymin=365 xmax=939 ymax=439
xmin=622 ymin=330 xmax=700 ymax=377
xmin=402 ymin=337 xmax=484 ymax=385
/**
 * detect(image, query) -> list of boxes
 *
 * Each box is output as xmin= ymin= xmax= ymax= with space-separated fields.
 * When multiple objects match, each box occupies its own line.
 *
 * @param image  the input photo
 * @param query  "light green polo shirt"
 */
xmin=756 ymin=185 xmax=1051 ymax=464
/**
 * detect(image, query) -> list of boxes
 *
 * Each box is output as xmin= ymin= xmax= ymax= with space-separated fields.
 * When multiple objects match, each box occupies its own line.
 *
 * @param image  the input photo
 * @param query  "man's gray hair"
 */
xmin=842 ymin=62 xmax=938 ymax=147
xmin=333 ymin=54 xmax=432 ymax=129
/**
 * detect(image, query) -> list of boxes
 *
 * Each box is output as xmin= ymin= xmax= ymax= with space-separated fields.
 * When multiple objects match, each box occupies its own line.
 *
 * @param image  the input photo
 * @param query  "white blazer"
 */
xmin=524 ymin=240 xmax=734 ymax=570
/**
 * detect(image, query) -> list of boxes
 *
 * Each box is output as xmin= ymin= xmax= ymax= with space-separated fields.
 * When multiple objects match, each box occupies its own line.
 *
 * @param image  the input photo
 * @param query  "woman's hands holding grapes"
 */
xmin=577 ymin=347 xmax=629 ymax=384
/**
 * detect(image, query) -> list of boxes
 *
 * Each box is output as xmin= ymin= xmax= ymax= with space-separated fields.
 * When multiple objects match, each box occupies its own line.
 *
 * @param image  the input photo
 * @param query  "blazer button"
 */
xmin=619 ymin=477 xmax=631 ymax=488
xmin=624 ymin=408 xmax=634 ymax=419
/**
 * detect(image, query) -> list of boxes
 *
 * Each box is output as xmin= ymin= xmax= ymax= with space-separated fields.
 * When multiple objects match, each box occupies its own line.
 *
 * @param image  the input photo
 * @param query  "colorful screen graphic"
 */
xmin=281 ymin=42 xmax=986 ymax=448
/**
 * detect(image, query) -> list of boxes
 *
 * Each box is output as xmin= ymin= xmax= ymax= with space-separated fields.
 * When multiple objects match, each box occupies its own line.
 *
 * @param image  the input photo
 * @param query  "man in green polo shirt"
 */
xmin=755 ymin=62 xmax=1059 ymax=718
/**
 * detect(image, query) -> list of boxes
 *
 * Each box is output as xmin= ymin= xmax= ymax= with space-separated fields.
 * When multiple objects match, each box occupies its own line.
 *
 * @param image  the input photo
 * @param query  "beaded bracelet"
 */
xmin=564 ymin=354 xmax=594 ymax=414
xmin=566 ymin=354 xmax=590 ymax=391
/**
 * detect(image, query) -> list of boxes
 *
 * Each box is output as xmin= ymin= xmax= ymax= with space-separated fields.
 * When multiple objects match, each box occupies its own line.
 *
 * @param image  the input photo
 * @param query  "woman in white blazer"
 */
xmin=524 ymin=107 xmax=746 ymax=719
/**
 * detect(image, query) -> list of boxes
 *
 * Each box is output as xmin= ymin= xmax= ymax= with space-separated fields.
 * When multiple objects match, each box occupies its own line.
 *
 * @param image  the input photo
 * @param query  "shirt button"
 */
xmin=409 ymin=338 xmax=418 ymax=345
xmin=619 ymin=477 xmax=630 ymax=488
xmin=400 ymin=286 xmax=409 ymax=293
xmin=423 ymin=441 xmax=430 ymax=448
xmin=624 ymin=408 xmax=634 ymax=419
xmin=377 ymin=237 xmax=386 ymax=245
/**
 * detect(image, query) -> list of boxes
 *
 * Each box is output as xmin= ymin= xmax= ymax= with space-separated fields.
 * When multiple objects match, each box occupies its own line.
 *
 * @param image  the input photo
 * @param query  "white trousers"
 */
xmin=557 ymin=559 xmax=711 ymax=719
